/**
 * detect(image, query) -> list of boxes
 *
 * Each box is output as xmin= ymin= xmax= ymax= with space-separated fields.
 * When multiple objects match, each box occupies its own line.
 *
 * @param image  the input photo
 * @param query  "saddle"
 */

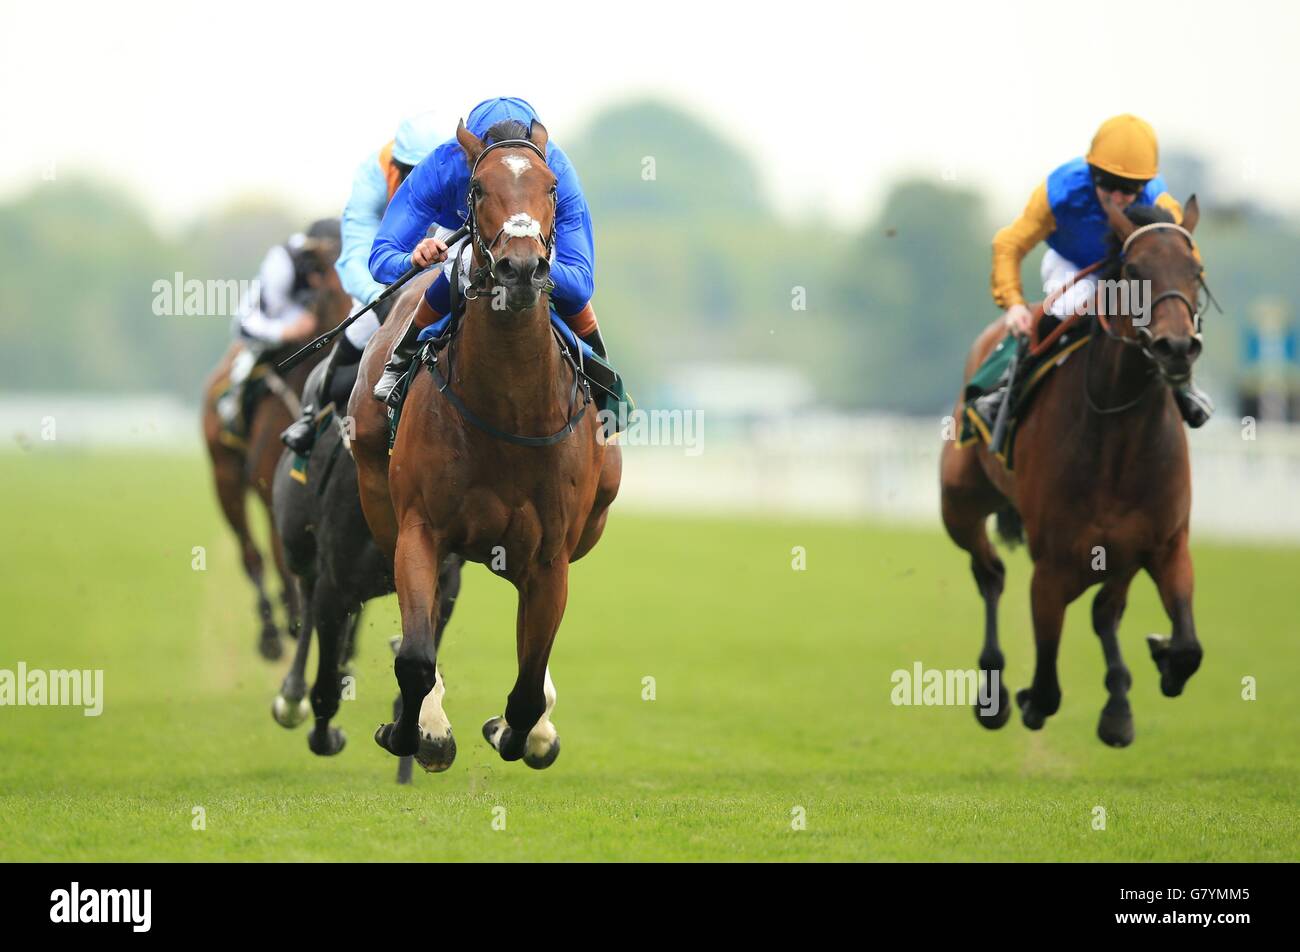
xmin=211 ymin=355 xmax=280 ymax=450
xmin=958 ymin=312 xmax=1093 ymax=467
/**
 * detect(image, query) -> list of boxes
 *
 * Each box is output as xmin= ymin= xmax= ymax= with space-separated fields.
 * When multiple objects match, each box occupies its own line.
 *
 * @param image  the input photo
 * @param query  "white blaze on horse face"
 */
xmin=525 ymin=667 xmax=558 ymax=759
xmin=501 ymin=213 xmax=542 ymax=240
xmin=501 ymin=155 xmax=532 ymax=178
xmin=417 ymin=667 xmax=451 ymax=741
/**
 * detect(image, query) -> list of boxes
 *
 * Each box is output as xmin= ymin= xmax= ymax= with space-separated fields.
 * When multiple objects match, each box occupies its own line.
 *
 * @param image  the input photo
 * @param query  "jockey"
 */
xmin=368 ymin=96 xmax=604 ymax=406
xmin=985 ymin=114 xmax=1212 ymax=427
xmin=282 ymin=114 xmax=447 ymax=453
xmin=218 ymin=219 xmax=340 ymax=428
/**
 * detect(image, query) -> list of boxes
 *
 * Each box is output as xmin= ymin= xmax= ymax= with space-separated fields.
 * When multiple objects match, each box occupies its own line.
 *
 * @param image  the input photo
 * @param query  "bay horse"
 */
xmin=349 ymin=119 xmax=621 ymax=770
xmin=940 ymin=197 xmax=1205 ymax=747
xmin=201 ymin=271 xmax=351 ymax=660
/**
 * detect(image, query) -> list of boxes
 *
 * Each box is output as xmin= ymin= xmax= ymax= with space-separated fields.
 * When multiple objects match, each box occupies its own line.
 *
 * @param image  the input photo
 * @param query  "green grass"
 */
xmin=0 ymin=451 xmax=1297 ymax=861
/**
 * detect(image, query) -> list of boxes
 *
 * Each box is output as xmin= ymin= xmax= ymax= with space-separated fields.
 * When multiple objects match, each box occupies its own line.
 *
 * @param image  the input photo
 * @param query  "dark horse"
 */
xmin=201 ymin=267 xmax=351 ymax=660
xmin=271 ymin=411 xmax=465 ymax=776
xmin=941 ymin=197 xmax=1205 ymax=746
xmin=350 ymin=119 xmax=621 ymax=769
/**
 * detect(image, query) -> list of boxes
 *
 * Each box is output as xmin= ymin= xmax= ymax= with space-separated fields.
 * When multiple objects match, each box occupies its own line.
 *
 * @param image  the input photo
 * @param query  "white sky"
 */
xmin=2 ymin=0 xmax=1296 ymax=232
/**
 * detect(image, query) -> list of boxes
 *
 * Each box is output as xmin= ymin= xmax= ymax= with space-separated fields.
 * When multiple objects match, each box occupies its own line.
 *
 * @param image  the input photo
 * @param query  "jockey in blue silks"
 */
xmin=367 ymin=96 xmax=604 ymax=404
xmin=282 ymin=113 xmax=448 ymax=453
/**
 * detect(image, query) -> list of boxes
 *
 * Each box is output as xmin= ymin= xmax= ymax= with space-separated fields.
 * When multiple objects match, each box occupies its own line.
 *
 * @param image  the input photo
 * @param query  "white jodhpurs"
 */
xmin=1040 ymin=248 xmax=1098 ymax=318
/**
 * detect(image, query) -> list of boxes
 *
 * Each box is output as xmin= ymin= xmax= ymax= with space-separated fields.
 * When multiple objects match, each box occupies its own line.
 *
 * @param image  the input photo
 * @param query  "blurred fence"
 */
xmin=5 ymin=395 xmax=1298 ymax=542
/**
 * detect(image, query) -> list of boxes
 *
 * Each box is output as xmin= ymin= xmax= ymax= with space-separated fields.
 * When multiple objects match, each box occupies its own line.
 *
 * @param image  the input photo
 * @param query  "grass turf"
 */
xmin=0 ymin=451 xmax=1296 ymax=861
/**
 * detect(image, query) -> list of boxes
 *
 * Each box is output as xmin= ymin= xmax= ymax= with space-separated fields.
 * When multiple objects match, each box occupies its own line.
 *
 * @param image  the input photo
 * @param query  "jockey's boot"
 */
xmin=374 ymin=305 xmax=436 ymax=407
xmin=580 ymin=325 xmax=607 ymax=358
xmin=1173 ymin=380 xmax=1213 ymax=428
xmin=972 ymin=386 xmax=1007 ymax=426
xmin=281 ymin=341 xmax=348 ymax=454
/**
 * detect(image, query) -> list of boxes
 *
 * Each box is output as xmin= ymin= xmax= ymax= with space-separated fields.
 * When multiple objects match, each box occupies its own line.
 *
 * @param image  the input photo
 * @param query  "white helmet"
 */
xmin=392 ymin=112 xmax=443 ymax=166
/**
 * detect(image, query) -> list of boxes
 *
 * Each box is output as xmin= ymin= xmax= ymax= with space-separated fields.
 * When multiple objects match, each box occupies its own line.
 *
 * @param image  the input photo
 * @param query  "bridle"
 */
xmin=420 ymin=135 xmax=591 ymax=447
xmin=463 ymin=138 xmax=558 ymax=298
xmin=1098 ymin=222 xmax=1212 ymax=350
xmin=1087 ymin=221 xmax=1219 ymax=415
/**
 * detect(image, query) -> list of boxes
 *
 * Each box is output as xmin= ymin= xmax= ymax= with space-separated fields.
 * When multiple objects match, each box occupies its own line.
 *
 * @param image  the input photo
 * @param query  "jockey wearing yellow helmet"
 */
xmin=987 ymin=114 xmax=1211 ymax=427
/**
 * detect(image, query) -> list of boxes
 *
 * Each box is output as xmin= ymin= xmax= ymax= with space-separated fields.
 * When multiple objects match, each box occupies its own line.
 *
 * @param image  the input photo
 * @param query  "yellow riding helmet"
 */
xmin=1086 ymin=114 xmax=1159 ymax=180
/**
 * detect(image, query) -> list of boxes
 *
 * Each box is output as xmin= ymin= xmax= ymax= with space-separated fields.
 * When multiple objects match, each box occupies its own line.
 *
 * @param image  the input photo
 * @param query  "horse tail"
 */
xmin=995 ymin=506 xmax=1024 ymax=548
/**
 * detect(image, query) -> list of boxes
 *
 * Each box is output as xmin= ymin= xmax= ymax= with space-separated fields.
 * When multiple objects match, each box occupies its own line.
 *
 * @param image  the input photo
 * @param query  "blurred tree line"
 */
xmin=1 ymin=98 xmax=1294 ymax=414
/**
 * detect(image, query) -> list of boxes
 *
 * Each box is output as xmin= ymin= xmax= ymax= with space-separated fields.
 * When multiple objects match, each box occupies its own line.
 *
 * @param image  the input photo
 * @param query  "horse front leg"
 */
xmin=484 ymin=561 xmax=567 ymax=769
xmin=1017 ymin=563 xmax=1069 ymax=730
xmin=1146 ymin=532 xmax=1202 ymax=697
xmin=414 ymin=556 xmax=464 ymax=773
xmin=374 ymin=523 xmax=441 ymax=758
xmin=1092 ymin=570 xmax=1138 ymax=747
xmin=272 ymin=575 xmax=314 ymax=729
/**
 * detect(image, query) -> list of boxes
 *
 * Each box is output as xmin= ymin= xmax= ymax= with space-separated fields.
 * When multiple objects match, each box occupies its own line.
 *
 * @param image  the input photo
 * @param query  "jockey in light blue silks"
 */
xmin=282 ymin=114 xmax=448 ymax=453
xmin=220 ymin=218 xmax=339 ymax=430
xmin=367 ymin=96 xmax=604 ymax=405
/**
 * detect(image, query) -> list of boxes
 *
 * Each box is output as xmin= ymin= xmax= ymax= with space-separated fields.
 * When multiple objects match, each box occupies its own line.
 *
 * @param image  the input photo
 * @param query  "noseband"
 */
xmin=464 ymin=138 xmax=558 ymax=297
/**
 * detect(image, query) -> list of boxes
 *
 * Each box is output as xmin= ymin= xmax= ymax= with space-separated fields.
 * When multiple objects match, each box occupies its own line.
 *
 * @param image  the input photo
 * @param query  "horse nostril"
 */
xmin=1151 ymin=336 xmax=1192 ymax=362
xmin=532 ymin=257 xmax=550 ymax=284
xmin=496 ymin=258 xmax=518 ymax=282
xmin=1187 ymin=337 xmax=1203 ymax=361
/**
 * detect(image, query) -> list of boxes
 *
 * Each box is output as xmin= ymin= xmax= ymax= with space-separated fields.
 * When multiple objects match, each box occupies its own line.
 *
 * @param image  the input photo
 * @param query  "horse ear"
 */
xmin=1102 ymin=191 xmax=1136 ymax=242
xmin=528 ymin=119 xmax=549 ymax=152
xmin=1181 ymin=194 xmax=1200 ymax=234
xmin=456 ymin=119 xmax=483 ymax=165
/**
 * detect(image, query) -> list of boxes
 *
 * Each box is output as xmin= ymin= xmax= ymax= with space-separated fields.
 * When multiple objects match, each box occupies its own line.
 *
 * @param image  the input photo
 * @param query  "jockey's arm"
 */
xmin=991 ymin=181 xmax=1057 ymax=309
xmin=337 ymin=154 xmax=390 ymax=305
xmin=548 ymin=163 xmax=596 ymax=321
xmin=369 ymin=157 xmax=443 ymax=284
xmin=1154 ymin=191 xmax=1185 ymax=224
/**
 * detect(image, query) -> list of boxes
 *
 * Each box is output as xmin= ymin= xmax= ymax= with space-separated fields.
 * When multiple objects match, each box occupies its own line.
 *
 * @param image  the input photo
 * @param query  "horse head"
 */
xmin=1103 ymin=195 xmax=1204 ymax=385
xmin=457 ymin=118 xmax=558 ymax=315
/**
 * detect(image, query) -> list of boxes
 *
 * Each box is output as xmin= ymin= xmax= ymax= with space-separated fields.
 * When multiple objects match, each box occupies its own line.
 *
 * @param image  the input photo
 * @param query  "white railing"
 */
xmin=5 ymin=396 xmax=1297 ymax=542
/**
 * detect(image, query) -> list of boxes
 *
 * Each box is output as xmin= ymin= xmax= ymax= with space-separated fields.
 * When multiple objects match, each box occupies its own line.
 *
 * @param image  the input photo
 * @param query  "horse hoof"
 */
xmin=308 ymin=726 xmax=346 ymax=756
xmin=271 ymin=694 xmax=310 ymax=729
xmin=973 ymin=683 xmax=1011 ymax=730
xmin=416 ymin=731 xmax=457 ymax=773
xmin=482 ymin=716 xmax=525 ymax=761
xmin=374 ymin=722 xmax=417 ymax=757
xmin=1097 ymin=710 xmax=1135 ymax=748
xmin=523 ymin=735 xmax=560 ymax=770
xmin=258 ymin=627 xmax=283 ymax=661
xmin=1016 ymin=688 xmax=1045 ymax=730
xmin=1147 ymin=634 xmax=1199 ymax=698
